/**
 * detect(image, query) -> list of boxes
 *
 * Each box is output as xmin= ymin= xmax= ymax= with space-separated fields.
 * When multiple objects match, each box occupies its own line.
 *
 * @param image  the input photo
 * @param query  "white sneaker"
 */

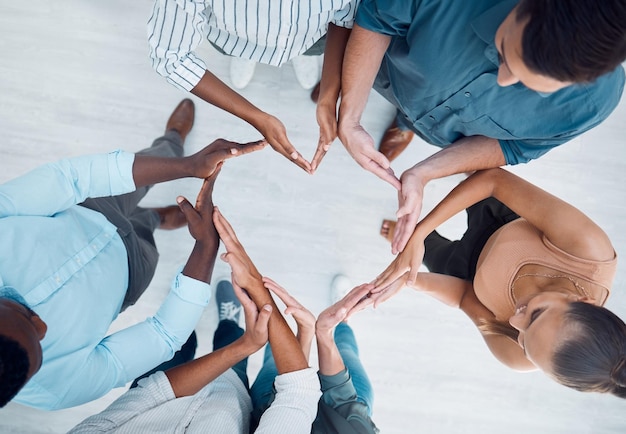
xmin=330 ymin=274 xmax=352 ymax=305
xmin=230 ymin=57 xmax=257 ymax=89
xmin=291 ymin=55 xmax=320 ymax=89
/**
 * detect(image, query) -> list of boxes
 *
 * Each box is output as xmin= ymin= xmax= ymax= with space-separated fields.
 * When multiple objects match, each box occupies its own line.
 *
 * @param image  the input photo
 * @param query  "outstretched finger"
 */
xmin=263 ymin=277 xmax=299 ymax=307
xmin=286 ymin=151 xmax=313 ymax=174
xmin=311 ymin=138 xmax=331 ymax=172
xmin=213 ymin=207 xmax=241 ymax=246
xmin=363 ymin=159 xmax=402 ymax=190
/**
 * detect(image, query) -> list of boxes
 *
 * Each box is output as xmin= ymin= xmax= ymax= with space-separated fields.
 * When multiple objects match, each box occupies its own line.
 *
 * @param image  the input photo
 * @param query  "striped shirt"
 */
xmin=148 ymin=0 xmax=359 ymax=91
xmin=69 ymin=368 xmax=321 ymax=434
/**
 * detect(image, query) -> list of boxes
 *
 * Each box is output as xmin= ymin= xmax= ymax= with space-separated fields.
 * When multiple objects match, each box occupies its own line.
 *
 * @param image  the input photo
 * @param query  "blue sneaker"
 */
xmin=216 ymin=280 xmax=242 ymax=323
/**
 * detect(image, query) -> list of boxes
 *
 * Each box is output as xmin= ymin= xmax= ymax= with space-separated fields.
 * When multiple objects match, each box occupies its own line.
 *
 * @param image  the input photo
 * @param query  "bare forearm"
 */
xmin=243 ymin=280 xmax=309 ymax=373
xmin=318 ymin=24 xmax=351 ymax=106
xmin=191 ymin=70 xmax=268 ymax=129
xmin=412 ymin=136 xmax=505 ymax=186
xmin=338 ymin=24 xmax=390 ymax=123
xmin=316 ymin=329 xmax=345 ymax=376
xmin=165 ymin=338 xmax=256 ymax=397
xmin=411 ymin=139 xmax=506 ymax=238
xmin=409 ymin=272 xmax=470 ymax=308
xmin=132 ymin=155 xmax=193 ymax=189
xmin=182 ymin=239 xmax=219 ymax=284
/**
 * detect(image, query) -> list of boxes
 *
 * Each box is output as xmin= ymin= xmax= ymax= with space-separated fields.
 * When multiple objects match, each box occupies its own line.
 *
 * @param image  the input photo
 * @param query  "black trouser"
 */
xmin=423 ymin=198 xmax=520 ymax=281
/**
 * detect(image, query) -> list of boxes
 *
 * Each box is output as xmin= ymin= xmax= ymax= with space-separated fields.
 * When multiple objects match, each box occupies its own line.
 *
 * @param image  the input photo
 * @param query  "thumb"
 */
xmin=256 ymin=304 xmax=272 ymax=330
xmin=176 ymin=196 xmax=196 ymax=219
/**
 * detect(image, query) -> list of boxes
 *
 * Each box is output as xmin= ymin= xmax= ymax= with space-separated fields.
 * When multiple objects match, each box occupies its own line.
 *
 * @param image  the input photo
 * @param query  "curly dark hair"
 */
xmin=0 ymin=334 xmax=30 ymax=407
xmin=553 ymin=302 xmax=626 ymax=398
xmin=517 ymin=0 xmax=626 ymax=82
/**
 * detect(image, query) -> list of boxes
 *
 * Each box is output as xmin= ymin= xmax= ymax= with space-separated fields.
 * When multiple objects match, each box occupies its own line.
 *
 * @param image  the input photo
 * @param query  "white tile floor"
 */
xmin=1 ymin=1 xmax=625 ymax=433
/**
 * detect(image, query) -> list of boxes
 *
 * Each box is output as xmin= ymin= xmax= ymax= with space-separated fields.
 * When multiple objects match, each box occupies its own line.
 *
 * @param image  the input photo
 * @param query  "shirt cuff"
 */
xmin=167 ymin=55 xmax=207 ymax=92
xmin=108 ymin=150 xmax=136 ymax=194
xmin=172 ymin=272 xmax=211 ymax=306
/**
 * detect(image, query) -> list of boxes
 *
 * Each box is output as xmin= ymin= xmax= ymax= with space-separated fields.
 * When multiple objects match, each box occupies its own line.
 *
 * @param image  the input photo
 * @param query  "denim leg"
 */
xmin=335 ymin=322 xmax=374 ymax=416
xmin=249 ymin=344 xmax=279 ymax=429
xmin=213 ymin=319 xmax=249 ymax=388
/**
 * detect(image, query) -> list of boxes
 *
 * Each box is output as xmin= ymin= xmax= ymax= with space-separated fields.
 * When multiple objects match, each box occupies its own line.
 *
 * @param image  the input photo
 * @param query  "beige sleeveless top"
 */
xmin=474 ymin=219 xmax=617 ymax=321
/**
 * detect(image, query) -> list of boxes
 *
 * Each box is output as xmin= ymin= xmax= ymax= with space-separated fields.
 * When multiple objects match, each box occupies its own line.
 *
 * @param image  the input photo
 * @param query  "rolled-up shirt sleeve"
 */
xmin=55 ymin=273 xmax=211 ymax=409
xmin=148 ymin=0 xmax=208 ymax=92
xmin=355 ymin=0 xmax=419 ymax=36
xmin=331 ymin=0 xmax=361 ymax=29
xmin=0 ymin=150 xmax=135 ymax=218
xmin=255 ymin=368 xmax=321 ymax=434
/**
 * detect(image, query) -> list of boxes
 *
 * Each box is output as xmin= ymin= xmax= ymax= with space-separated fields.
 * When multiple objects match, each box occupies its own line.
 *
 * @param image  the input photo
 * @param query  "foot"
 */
xmin=166 ymin=99 xmax=195 ymax=142
xmin=379 ymin=120 xmax=415 ymax=162
xmin=230 ymin=57 xmax=257 ymax=89
xmin=154 ymin=205 xmax=187 ymax=230
xmin=291 ymin=55 xmax=320 ymax=89
xmin=310 ymin=81 xmax=321 ymax=103
xmin=330 ymin=274 xmax=352 ymax=305
xmin=216 ymin=280 xmax=242 ymax=323
xmin=380 ymin=219 xmax=397 ymax=243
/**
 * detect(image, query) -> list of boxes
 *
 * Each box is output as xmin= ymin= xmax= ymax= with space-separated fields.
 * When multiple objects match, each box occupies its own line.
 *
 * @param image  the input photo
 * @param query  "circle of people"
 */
xmin=1 ymin=1 xmax=626 ymax=433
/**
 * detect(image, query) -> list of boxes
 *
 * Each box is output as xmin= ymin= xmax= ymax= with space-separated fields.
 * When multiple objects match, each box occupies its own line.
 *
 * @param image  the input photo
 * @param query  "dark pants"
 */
xmin=79 ymin=131 xmax=184 ymax=310
xmin=423 ymin=198 xmax=519 ymax=281
xmin=131 ymin=319 xmax=248 ymax=389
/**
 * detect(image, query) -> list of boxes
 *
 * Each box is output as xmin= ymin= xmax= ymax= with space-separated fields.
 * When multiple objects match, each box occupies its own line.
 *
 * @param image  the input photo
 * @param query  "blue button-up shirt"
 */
xmin=0 ymin=151 xmax=211 ymax=410
xmin=356 ymin=0 xmax=625 ymax=164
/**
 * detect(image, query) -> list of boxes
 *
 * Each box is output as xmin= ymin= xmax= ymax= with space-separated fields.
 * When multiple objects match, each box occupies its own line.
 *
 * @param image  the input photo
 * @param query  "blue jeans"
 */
xmin=250 ymin=322 xmax=374 ymax=418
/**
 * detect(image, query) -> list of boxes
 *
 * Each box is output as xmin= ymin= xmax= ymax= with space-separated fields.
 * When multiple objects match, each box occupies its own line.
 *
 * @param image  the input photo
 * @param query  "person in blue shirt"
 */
xmin=0 ymin=99 xmax=266 ymax=410
xmin=318 ymin=0 xmax=626 ymax=255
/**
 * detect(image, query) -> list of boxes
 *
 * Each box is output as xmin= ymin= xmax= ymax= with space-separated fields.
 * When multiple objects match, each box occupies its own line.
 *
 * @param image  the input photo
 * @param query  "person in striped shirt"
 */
xmin=148 ymin=0 xmax=360 ymax=174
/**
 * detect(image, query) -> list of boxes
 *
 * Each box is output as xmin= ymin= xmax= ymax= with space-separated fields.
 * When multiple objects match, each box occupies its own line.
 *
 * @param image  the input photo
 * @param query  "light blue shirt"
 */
xmin=0 ymin=151 xmax=211 ymax=410
xmin=357 ymin=0 xmax=625 ymax=164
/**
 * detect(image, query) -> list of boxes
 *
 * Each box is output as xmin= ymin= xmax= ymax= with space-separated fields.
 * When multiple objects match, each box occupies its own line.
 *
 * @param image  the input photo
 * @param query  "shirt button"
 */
xmin=464 ymin=92 xmax=471 ymax=97
xmin=55 ymin=276 xmax=61 ymax=283
xmin=428 ymin=115 xmax=436 ymax=120
xmin=418 ymin=122 xmax=424 ymax=127
xmin=444 ymin=106 xmax=451 ymax=111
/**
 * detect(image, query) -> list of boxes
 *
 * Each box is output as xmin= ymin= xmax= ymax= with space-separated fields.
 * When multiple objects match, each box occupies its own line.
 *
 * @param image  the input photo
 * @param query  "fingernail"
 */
xmin=263 ymin=305 xmax=272 ymax=312
xmin=176 ymin=196 xmax=184 ymax=204
xmin=290 ymin=151 xmax=298 ymax=159
xmin=230 ymin=148 xmax=238 ymax=154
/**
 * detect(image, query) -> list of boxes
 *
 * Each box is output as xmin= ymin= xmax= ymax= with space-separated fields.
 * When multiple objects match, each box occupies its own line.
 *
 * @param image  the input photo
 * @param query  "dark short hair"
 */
xmin=552 ymin=302 xmax=626 ymax=398
xmin=0 ymin=335 xmax=30 ymax=407
xmin=517 ymin=0 xmax=626 ymax=82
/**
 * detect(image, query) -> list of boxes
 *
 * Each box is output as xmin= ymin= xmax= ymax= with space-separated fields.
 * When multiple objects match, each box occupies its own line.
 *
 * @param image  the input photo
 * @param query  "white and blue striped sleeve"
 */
xmin=147 ymin=0 xmax=208 ymax=92
xmin=330 ymin=0 xmax=360 ymax=29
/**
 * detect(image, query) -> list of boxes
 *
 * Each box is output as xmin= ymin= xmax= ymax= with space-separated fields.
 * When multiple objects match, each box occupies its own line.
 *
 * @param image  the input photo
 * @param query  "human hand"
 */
xmin=263 ymin=277 xmax=316 ymax=334
xmin=348 ymin=273 xmax=408 ymax=315
xmin=311 ymin=101 xmax=338 ymax=172
xmin=392 ymin=167 xmax=427 ymax=254
xmin=255 ymin=113 xmax=312 ymax=173
xmin=337 ymin=121 xmax=401 ymax=189
xmin=374 ymin=232 xmax=425 ymax=290
xmin=316 ymin=283 xmax=374 ymax=333
xmin=188 ymin=138 xmax=266 ymax=178
xmin=213 ymin=207 xmax=263 ymax=291
xmin=233 ymin=278 xmax=272 ymax=350
xmin=176 ymin=165 xmax=222 ymax=243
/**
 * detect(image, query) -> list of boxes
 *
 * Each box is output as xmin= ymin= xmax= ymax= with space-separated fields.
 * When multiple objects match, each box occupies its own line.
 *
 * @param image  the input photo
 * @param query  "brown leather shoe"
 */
xmin=379 ymin=120 xmax=414 ymax=162
xmin=166 ymin=99 xmax=195 ymax=142
xmin=310 ymin=81 xmax=321 ymax=103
